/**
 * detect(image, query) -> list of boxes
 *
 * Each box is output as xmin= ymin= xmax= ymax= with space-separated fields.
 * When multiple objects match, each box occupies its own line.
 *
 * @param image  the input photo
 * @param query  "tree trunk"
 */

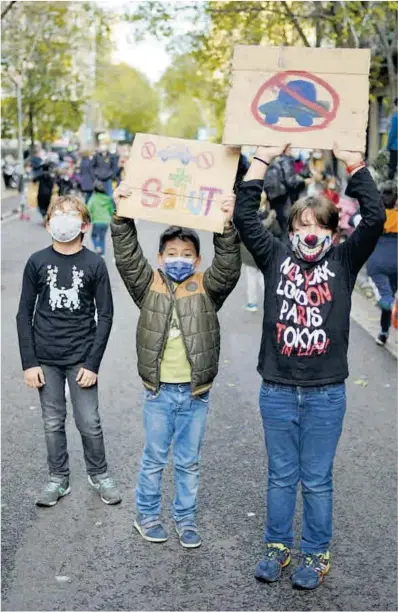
xmin=28 ymin=105 xmax=35 ymax=148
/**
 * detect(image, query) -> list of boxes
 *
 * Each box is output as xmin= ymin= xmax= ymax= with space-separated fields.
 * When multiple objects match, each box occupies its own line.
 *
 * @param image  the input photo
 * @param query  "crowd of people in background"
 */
xmin=9 ymin=123 xmax=398 ymax=345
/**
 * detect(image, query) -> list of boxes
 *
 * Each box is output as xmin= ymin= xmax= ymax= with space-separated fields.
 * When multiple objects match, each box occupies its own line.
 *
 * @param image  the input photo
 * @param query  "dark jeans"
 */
xmin=83 ymin=190 xmax=93 ymax=204
xmin=91 ymin=223 xmax=109 ymax=255
xmin=388 ymin=149 xmax=398 ymax=180
xmin=259 ymin=381 xmax=346 ymax=553
xmin=38 ymin=363 xmax=107 ymax=477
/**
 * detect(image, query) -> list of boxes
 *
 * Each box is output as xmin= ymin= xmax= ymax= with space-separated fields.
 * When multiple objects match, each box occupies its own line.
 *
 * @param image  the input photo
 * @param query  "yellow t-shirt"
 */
xmin=160 ymin=307 xmax=191 ymax=383
xmin=384 ymin=209 xmax=398 ymax=234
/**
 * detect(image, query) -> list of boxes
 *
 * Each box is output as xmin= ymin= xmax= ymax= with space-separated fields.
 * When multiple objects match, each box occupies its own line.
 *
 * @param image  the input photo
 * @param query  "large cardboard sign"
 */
xmin=223 ymin=46 xmax=370 ymax=151
xmin=120 ymin=134 xmax=240 ymax=233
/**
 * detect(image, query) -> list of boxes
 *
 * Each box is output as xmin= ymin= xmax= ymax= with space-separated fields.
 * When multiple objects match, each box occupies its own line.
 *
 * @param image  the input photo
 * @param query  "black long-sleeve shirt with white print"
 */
xmin=16 ymin=246 xmax=113 ymax=373
xmin=234 ymin=167 xmax=386 ymax=386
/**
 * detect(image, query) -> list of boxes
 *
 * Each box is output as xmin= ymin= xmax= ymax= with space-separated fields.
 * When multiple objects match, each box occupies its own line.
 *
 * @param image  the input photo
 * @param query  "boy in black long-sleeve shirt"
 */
xmin=16 ymin=195 xmax=121 ymax=507
xmin=234 ymin=144 xmax=385 ymax=590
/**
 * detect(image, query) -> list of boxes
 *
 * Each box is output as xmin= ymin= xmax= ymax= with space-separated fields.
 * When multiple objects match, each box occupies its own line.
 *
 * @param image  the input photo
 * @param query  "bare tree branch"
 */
xmin=1 ymin=1 xmax=17 ymax=20
xmin=280 ymin=1 xmax=311 ymax=47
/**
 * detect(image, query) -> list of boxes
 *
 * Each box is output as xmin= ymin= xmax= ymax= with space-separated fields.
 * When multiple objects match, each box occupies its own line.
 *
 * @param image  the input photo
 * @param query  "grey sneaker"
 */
xmin=175 ymin=517 xmax=202 ymax=548
xmin=134 ymin=514 xmax=169 ymax=542
xmin=88 ymin=472 xmax=122 ymax=505
xmin=35 ymin=476 xmax=70 ymax=507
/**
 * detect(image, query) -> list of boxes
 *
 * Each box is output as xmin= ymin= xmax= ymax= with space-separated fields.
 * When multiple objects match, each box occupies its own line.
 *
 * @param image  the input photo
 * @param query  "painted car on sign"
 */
xmin=258 ymin=80 xmax=330 ymax=127
xmin=157 ymin=146 xmax=195 ymax=165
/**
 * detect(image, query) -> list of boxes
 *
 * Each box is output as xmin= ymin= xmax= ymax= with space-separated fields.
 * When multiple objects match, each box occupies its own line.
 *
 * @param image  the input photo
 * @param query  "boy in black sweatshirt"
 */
xmin=234 ymin=144 xmax=385 ymax=590
xmin=16 ymin=195 xmax=121 ymax=507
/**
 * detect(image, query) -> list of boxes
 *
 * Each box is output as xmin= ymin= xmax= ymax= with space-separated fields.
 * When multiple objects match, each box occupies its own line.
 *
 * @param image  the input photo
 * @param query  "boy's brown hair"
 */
xmin=288 ymin=195 xmax=339 ymax=233
xmin=46 ymin=195 xmax=91 ymax=224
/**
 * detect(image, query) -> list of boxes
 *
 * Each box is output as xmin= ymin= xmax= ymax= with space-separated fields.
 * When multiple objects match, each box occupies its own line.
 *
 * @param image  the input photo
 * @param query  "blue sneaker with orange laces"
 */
xmin=255 ymin=543 xmax=291 ymax=583
xmin=291 ymin=551 xmax=330 ymax=590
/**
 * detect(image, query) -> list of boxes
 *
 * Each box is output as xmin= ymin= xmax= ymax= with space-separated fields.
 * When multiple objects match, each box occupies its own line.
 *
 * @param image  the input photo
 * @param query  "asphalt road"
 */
xmin=1 ymin=194 xmax=20 ymax=219
xmin=2 ymin=212 xmax=397 ymax=611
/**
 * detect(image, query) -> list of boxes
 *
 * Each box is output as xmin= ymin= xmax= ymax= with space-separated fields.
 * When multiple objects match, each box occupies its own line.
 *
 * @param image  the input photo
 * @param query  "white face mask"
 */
xmin=49 ymin=214 xmax=82 ymax=243
xmin=99 ymin=144 xmax=108 ymax=153
xmin=312 ymin=151 xmax=323 ymax=160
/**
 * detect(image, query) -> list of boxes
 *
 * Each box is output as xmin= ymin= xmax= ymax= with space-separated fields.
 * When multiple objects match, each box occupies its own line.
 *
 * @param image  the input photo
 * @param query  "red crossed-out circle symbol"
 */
xmin=195 ymin=151 xmax=214 ymax=169
xmin=251 ymin=70 xmax=340 ymax=133
xmin=141 ymin=141 xmax=157 ymax=159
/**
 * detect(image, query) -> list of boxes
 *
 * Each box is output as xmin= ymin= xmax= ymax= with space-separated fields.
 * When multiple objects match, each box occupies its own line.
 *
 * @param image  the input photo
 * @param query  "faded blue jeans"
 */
xmin=259 ymin=381 xmax=346 ymax=553
xmin=135 ymin=383 xmax=209 ymax=521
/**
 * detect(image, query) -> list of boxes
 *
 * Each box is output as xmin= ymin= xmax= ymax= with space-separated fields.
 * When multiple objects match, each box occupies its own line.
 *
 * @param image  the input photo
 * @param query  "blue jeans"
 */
xmin=91 ymin=223 xmax=109 ymax=255
xmin=135 ymin=383 xmax=209 ymax=521
xmin=104 ymin=179 xmax=113 ymax=197
xmin=259 ymin=381 xmax=346 ymax=553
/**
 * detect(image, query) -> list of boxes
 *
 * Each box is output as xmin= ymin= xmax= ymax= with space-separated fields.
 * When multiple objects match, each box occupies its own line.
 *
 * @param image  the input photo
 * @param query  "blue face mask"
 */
xmin=164 ymin=257 xmax=196 ymax=282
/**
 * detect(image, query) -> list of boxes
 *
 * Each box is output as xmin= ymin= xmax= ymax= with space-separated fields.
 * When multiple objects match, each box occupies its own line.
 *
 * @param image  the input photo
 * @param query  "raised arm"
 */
xmin=334 ymin=145 xmax=386 ymax=276
xmin=110 ymin=182 xmax=153 ymax=308
xmin=233 ymin=145 xmax=286 ymax=272
xmin=204 ymin=195 xmax=241 ymax=311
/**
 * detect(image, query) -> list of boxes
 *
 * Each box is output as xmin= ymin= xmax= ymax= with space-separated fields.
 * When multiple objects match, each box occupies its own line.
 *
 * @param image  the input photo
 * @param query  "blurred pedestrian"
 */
xmin=34 ymin=162 xmax=55 ymax=220
xmin=263 ymin=146 xmax=305 ymax=239
xmin=352 ymin=180 xmax=398 ymax=346
xmin=305 ymin=149 xmax=333 ymax=196
xmin=242 ymin=192 xmax=282 ymax=312
xmin=78 ymin=151 xmax=95 ymax=203
xmin=387 ymin=97 xmax=398 ymax=180
xmin=87 ymin=180 xmax=114 ymax=256
xmin=92 ymin=141 xmax=118 ymax=197
xmin=16 ymin=194 xmax=121 ymax=508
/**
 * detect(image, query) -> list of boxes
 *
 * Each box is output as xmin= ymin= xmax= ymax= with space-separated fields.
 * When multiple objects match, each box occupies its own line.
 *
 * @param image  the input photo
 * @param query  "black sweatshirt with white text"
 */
xmin=233 ymin=167 xmax=385 ymax=386
xmin=16 ymin=246 xmax=113 ymax=373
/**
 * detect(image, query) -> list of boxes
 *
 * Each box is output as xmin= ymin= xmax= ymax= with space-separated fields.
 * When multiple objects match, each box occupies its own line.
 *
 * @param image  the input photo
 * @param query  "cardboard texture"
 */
xmin=120 ymin=134 xmax=240 ymax=233
xmin=223 ymin=45 xmax=371 ymax=151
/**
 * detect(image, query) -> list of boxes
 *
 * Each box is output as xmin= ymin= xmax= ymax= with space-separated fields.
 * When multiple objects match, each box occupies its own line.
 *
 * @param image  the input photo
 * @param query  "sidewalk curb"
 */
xmin=351 ymin=287 xmax=397 ymax=360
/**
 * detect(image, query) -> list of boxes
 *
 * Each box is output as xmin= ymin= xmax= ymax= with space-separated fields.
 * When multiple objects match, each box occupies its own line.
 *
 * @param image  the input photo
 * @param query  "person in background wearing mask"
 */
xmin=352 ymin=180 xmax=398 ymax=346
xmin=110 ymin=183 xmax=241 ymax=549
xmin=92 ymin=141 xmax=118 ymax=197
xmin=234 ymin=143 xmax=385 ymax=590
xmin=16 ymin=195 xmax=121 ymax=508
xmin=387 ymin=97 xmax=398 ymax=180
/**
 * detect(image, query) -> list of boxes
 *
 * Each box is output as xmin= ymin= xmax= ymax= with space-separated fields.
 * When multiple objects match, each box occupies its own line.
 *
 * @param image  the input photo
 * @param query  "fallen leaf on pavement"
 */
xmin=247 ymin=512 xmax=256 ymax=517
xmin=55 ymin=576 xmax=71 ymax=583
xmin=354 ymin=379 xmax=368 ymax=387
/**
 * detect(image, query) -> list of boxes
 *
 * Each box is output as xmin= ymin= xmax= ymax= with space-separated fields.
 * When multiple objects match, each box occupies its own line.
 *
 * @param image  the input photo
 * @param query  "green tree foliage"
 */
xmin=128 ymin=1 xmax=398 ymax=137
xmin=95 ymin=63 xmax=160 ymax=134
xmin=157 ymin=54 xmax=217 ymax=139
xmin=1 ymin=1 xmax=112 ymax=146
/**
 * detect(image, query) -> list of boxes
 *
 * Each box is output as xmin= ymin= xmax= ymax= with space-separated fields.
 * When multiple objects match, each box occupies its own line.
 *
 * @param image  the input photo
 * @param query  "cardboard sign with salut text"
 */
xmin=223 ymin=46 xmax=370 ymax=151
xmin=120 ymin=134 xmax=240 ymax=233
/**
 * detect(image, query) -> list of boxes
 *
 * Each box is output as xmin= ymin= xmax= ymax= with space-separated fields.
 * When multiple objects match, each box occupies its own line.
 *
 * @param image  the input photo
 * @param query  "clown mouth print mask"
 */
xmin=291 ymin=232 xmax=332 ymax=263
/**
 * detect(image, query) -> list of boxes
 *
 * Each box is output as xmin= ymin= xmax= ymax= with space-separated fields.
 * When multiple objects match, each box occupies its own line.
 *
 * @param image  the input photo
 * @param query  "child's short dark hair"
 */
xmin=94 ymin=179 xmax=106 ymax=193
xmin=159 ymin=226 xmax=201 ymax=256
xmin=289 ymin=195 xmax=339 ymax=233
